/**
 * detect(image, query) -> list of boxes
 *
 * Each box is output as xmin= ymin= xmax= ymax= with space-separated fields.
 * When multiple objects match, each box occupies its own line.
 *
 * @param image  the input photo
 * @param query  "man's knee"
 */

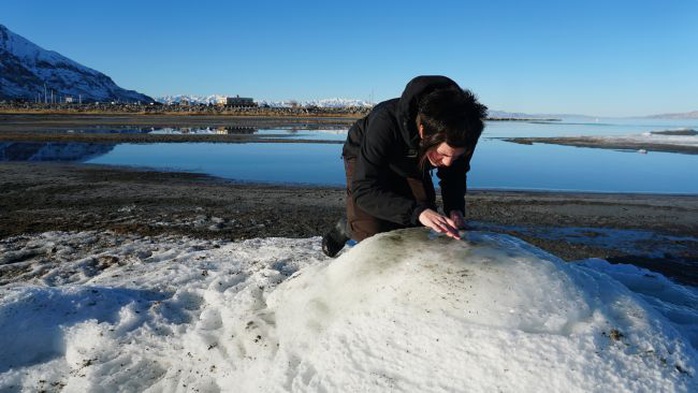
xmin=349 ymin=217 xmax=399 ymax=242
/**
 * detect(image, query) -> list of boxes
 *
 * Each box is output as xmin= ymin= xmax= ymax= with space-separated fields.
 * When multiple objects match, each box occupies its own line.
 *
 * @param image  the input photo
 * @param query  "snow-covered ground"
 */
xmin=503 ymin=130 xmax=698 ymax=153
xmin=595 ymin=131 xmax=698 ymax=148
xmin=1 ymin=229 xmax=696 ymax=392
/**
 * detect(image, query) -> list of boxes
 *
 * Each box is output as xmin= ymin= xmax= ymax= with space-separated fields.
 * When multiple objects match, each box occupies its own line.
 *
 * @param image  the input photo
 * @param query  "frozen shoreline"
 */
xmin=504 ymin=131 xmax=698 ymax=154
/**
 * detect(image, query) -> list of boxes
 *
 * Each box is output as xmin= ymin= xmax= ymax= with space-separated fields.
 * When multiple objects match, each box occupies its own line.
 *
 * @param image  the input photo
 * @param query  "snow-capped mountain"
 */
xmin=155 ymin=95 xmax=374 ymax=108
xmin=486 ymin=110 xmax=558 ymax=119
xmin=156 ymin=94 xmax=228 ymax=105
xmin=0 ymin=24 xmax=153 ymax=103
xmin=276 ymin=98 xmax=374 ymax=108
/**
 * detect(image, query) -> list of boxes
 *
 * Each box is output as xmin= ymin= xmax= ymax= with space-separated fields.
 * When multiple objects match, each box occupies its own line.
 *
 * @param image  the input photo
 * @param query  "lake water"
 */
xmin=3 ymin=117 xmax=697 ymax=194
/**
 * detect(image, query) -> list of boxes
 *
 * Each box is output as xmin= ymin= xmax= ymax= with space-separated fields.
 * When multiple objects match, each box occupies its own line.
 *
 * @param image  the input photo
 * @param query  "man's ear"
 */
xmin=417 ymin=123 xmax=425 ymax=139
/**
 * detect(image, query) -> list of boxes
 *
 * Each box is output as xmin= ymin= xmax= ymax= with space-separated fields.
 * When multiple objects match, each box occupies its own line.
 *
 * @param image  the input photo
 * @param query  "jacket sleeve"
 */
xmin=351 ymin=114 xmax=425 ymax=226
xmin=437 ymin=148 xmax=474 ymax=215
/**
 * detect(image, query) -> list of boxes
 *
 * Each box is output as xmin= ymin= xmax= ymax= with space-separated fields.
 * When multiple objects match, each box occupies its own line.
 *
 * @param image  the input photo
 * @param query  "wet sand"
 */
xmin=1 ymin=114 xmax=697 ymax=285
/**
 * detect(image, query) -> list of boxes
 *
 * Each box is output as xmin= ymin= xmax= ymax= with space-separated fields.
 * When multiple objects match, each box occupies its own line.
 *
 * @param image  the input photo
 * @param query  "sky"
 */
xmin=1 ymin=228 xmax=696 ymax=391
xmin=3 ymin=0 xmax=697 ymax=117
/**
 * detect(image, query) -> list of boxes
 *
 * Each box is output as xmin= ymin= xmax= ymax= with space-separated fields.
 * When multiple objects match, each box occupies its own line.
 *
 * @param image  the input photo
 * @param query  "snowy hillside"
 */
xmin=0 ymin=24 xmax=152 ymax=103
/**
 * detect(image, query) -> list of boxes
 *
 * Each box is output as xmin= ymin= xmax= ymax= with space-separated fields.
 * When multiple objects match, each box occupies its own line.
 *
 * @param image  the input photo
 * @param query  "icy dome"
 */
xmin=0 ymin=229 xmax=695 ymax=392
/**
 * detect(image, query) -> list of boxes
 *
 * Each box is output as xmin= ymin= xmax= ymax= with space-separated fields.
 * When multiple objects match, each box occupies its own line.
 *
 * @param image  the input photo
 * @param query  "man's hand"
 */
xmin=418 ymin=209 xmax=461 ymax=239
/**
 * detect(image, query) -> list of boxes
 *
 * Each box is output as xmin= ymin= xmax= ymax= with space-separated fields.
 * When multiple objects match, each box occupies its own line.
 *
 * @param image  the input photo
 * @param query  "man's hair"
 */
xmin=417 ymin=87 xmax=487 ymax=167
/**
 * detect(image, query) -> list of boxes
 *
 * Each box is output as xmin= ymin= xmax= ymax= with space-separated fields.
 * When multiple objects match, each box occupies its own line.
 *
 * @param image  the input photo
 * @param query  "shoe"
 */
xmin=322 ymin=219 xmax=350 ymax=257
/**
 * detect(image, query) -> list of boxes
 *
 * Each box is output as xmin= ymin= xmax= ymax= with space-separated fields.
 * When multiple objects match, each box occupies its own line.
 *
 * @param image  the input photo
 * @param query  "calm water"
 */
xmin=3 ymin=118 xmax=697 ymax=194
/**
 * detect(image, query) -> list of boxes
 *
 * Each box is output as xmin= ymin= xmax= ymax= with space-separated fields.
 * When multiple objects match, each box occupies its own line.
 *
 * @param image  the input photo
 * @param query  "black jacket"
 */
xmin=342 ymin=75 xmax=472 ymax=226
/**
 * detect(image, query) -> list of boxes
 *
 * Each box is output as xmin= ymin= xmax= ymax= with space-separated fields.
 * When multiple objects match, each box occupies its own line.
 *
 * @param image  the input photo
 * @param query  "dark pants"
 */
xmin=344 ymin=157 xmax=432 ymax=242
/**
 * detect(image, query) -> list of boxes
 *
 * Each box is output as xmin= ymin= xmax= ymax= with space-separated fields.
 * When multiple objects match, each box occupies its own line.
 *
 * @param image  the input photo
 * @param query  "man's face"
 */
xmin=425 ymin=143 xmax=466 ymax=167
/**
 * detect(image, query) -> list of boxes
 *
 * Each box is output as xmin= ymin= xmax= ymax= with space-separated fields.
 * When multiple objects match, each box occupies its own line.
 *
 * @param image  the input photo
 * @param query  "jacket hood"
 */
xmin=396 ymin=75 xmax=461 ymax=147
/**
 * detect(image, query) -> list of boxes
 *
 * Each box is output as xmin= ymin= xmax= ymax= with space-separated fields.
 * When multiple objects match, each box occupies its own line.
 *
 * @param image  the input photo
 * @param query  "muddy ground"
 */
xmin=1 ymin=162 xmax=696 ymax=285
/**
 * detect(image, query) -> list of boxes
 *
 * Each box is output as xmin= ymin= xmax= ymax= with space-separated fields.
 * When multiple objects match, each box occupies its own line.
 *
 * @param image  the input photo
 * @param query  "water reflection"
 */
xmin=61 ymin=125 xmax=259 ymax=135
xmin=468 ymin=139 xmax=697 ymax=194
xmin=80 ymin=140 xmax=698 ymax=194
xmin=148 ymin=126 xmax=257 ymax=135
xmin=149 ymin=126 xmax=347 ymax=141
xmin=3 ymin=119 xmax=697 ymax=194
xmin=54 ymin=126 xmax=349 ymax=142
xmin=0 ymin=142 xmax=115 ymax=162
xmin=88 ymin=142 xmax=345 ymax=186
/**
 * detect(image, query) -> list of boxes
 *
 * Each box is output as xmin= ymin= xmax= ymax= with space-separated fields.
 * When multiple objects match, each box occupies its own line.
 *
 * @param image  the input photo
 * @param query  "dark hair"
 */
xmin=417 ymin=87 xmax=488 ymax=168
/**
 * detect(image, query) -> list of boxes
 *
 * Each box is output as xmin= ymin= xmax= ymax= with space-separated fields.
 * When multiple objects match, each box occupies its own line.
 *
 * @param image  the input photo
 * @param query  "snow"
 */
xmin=1 ymin=24 xmax=151 ymax=103
xmin=0 ymin=228 xmax=696 ymax=392
xmin=599 ymin=132 xmax=698 ymax=148
xmin=0 ymin=24 xmax=101 ymax=85
xmin=154 ymin=95 xmax=374 ymax=108
xmin=155 ymin=94 xmax=229 ymax=105
xmin=0 ymin=25 xmax=72 ymax=70
xmin=555 ymin=132 xmax=698 ymax=150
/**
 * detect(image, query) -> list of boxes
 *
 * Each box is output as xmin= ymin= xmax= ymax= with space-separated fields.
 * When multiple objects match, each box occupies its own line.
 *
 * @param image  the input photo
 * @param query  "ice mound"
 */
xmin=253 ymin=229 xmax=696 ymax=392
xmin=0 ymin=229 xmax=695 ymax=392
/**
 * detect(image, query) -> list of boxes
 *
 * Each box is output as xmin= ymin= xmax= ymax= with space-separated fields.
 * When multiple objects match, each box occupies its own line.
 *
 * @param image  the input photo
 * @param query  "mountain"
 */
xmin=283 ymin=98 xmax=374 ymax=108
xmin=486 ymin=109 xmax=568 ymax=119
xmin=155 ymin=95 xmax=374 ymax=108
xmin=0 ymin=24 xmax=153 ymax=103
xmin=156 ymin=94 xmax=227 ymax=105
xmin=646 ymin=110 xmax=698 ymax=119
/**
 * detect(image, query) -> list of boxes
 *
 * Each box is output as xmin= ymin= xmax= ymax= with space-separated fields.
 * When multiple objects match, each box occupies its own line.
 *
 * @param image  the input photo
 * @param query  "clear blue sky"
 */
xmin=4 ymin=0 xmax=697 ymax=117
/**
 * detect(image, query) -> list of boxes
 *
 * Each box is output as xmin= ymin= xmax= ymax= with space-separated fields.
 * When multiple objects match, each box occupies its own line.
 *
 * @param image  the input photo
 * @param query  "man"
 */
xmin=322 ymin=75 xmax=487 ymax=257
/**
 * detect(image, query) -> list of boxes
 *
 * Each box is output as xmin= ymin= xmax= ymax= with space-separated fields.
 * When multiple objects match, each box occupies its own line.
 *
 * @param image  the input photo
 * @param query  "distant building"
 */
xmin=226 ymin=95 xmax=256 ymax=107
